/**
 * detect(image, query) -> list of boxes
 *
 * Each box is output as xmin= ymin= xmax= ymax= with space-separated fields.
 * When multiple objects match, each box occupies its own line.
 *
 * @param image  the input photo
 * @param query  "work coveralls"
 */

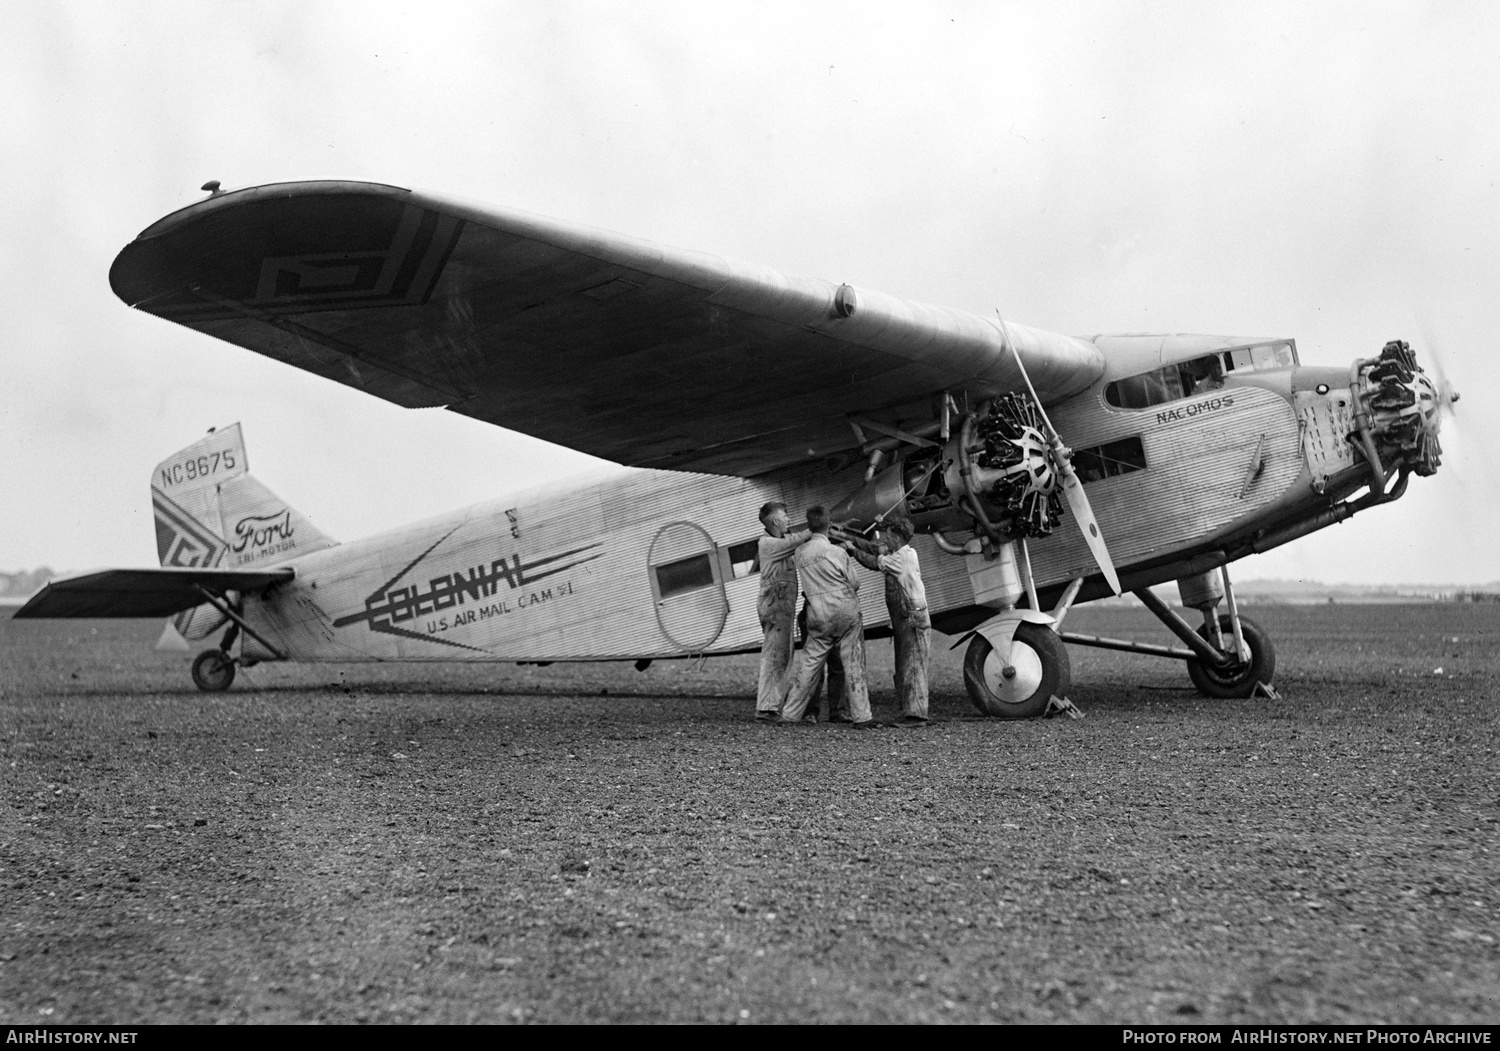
xmin=779 ymin=534 xmax=871 ymax=723
xmin=756 ymin=529 xmax=810 ymax=716
xmin=851 ymin=541 xmax=930 ymax=720
xmin=797 ymin=602 xmax=849 ymax=722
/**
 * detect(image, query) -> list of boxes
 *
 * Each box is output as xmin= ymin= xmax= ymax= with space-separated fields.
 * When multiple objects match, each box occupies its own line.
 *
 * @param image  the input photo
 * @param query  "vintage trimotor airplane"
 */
xmin=16 ymin=180 xmax=1458 ymax=717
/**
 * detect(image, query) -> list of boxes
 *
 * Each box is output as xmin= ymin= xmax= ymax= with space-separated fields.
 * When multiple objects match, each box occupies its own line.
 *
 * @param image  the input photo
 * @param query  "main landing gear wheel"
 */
xmin=1186 ymin=615 xmax=1275 ymax=699
xmin=191 ymin=649 xmax=236 ymax=692
xmin=963 ymin=622 xmax=1070 ymax=719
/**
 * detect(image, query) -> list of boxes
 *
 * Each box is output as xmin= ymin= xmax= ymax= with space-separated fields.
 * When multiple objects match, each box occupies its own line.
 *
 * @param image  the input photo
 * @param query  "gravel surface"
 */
xmin=2 ymin=603 xmax=1497 ymax=1024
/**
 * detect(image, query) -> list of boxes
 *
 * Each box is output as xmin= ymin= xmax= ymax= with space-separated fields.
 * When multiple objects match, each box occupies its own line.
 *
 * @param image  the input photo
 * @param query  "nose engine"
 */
xmin=1352 ymin=340 xmax=1451 ymax=480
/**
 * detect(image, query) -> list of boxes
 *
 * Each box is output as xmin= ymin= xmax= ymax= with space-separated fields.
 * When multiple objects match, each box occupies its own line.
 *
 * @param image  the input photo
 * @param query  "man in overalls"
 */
xmin=846 ymin=517 xmax=930 ymax=726
xmin=778 ymin=506 xmax=875 ymax=727
xmin=754 ymin=501 xmax=809 ymax=722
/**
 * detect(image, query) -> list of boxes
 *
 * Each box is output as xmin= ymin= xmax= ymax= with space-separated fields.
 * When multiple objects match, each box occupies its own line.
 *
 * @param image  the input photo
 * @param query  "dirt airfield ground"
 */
xmin=1 ymin=603 xmax=1497 ymax=1025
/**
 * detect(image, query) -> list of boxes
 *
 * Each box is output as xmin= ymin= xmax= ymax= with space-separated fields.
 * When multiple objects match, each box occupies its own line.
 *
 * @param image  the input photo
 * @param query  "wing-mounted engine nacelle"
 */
xmin=827 ymin=453 xmax=970 ymax=535
xmin=827 ymin=394 xmax=1065 ymax=542
xmin=941 ymin=394 xmax=1063 ymax=540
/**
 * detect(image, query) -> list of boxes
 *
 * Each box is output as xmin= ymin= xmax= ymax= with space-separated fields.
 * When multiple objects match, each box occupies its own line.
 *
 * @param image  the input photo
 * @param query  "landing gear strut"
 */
xmin=962 ymin=621 xmax=1070 ymax=719
xmin=1186 ymin=614 xmax=1276 ymax=699
xmin=957 ymin=540 xmax=1074 ymax=719
xmin=191 ymin=648 xmax=236 ymax=692
xmin=192 ymin=622 xmax=240 ymax=692
xmin=1057 ymin=564 xmax=1279 ymax=699
xmin=182 ymin=589 xmax=285 ymax=692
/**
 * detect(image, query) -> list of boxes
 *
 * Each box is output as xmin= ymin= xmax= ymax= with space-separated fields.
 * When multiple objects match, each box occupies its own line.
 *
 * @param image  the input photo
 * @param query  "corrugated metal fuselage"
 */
xmin=241 ymin=369 xmax=1328 ymax=663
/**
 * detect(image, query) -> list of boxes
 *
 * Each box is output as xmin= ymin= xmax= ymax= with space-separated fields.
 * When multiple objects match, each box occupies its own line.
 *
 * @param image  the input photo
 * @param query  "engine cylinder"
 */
xmin=942 ymin=395 xmax=1062 ymax=540
xmin=1354 ymin=340 xmax=1445 ymax=478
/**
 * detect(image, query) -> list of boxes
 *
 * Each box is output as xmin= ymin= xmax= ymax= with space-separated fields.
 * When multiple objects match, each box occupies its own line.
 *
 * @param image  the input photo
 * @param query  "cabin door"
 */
xmin=647 ymin=521 xmax=730 ymax=652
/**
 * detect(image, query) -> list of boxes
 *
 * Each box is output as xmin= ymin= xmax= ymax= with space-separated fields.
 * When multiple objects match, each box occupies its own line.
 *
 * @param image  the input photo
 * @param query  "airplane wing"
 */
xmin=13 ymin=567 xmax=294 ymax=619
xmin=110 ymin=181 xmax=1105 ymax=477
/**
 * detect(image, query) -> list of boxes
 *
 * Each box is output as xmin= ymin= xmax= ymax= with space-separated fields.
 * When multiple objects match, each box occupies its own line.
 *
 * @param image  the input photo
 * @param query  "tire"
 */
xmin=1186 ymin=615 xmax=1275 ymax=699
xmin=963 ymin=621 xmax=1070 ymax=719
xmin=191 ymin=649 xmax=236 ymax=692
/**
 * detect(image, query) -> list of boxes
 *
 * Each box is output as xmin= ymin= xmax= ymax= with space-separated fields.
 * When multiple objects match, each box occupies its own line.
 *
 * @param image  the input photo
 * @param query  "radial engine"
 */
xmin=1351 ymin=339 xmax=1447 ymax=483
xmin=829 ymin=393 xmax=1066 ymax=545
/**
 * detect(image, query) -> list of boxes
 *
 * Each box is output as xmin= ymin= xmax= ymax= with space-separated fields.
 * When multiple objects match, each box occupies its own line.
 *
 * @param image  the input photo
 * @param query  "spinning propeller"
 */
xmin=995 ymin=313 xmax=1122 ymax=595
xmin=1413 ymin=318 xmax=1462 ymax=432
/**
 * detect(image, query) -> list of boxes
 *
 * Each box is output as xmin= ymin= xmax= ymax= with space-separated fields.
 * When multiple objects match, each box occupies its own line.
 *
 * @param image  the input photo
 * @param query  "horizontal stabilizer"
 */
xmin=13 ymin=567 xmax=294 ymax=619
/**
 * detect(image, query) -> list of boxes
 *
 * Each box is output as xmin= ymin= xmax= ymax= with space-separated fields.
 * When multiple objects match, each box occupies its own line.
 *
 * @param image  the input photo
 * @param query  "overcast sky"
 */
xmin=4 ymin=1 xmax=1497 ymax=585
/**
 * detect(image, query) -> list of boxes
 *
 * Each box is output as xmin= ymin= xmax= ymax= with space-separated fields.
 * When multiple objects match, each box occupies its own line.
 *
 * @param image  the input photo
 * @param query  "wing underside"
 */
xmin=110 ymin=181 xmax=1105 ymax=477
xmin=14 ymin=568 xmax=295 ymax=619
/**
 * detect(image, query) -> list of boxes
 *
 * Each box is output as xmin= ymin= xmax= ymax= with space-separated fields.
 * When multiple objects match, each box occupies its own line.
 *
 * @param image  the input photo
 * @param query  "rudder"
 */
xmin=151 ymin=424 xmax=335 ymax=642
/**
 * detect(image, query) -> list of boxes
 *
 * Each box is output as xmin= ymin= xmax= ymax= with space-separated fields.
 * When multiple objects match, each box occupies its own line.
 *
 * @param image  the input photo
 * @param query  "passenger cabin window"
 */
xmin=726 ymin=540 xmax=759 ymax=579
xmin=1105 ymin=341 xmax=1296 ymax=410
xmin=654 ymin=554 xmax=716 ymax=598
xmin=1072 ymin=436 xmax=1147 ymax=483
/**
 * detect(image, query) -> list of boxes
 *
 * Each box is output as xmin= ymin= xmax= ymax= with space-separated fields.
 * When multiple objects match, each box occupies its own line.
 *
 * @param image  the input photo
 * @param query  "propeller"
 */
xmin=995 ymin=312 xmax=1122 ymax=595
xmin=1407 ymin=319 xmax=1494 ymax=498
xmin=1413 ymin=317 xmax=1462 ymax=429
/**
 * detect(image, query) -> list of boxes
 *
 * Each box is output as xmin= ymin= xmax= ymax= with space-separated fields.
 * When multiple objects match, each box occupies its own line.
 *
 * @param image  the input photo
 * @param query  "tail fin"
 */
xmin=151 ymin=424 xmax=336 ymax=642
xmin=152 ymin=423 xmax=336 ymax=569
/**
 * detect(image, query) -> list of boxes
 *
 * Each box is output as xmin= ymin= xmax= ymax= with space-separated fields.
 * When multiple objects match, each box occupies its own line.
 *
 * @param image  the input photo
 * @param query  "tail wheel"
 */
xmin=1186 ymin=615 xmax=1275 ymax=699
xmin=962 ymin=622 xmax=1070 ymax=719
xmin=191 ymin=649 xmax=236 ymax=692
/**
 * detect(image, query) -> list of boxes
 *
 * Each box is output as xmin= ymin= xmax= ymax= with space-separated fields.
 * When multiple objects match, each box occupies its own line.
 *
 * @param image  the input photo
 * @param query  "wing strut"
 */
xmin=192 ymin=584 xmax=286 ymax=661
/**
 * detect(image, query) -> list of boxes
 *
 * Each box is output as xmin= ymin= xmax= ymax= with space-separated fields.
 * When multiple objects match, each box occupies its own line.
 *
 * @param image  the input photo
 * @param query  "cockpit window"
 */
xmin=1106 ymin=355 xmax=1223 ymax=409
xmin=1224 ymin=341 xmax=1296 ymax=373
xmin=1105 ymin=341 xmax=1295 ymax=410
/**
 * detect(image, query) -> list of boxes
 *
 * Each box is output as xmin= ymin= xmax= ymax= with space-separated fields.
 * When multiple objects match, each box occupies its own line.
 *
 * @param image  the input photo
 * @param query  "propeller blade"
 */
xmin=996 ymin=311 xmax=1122 ymax=594
xmin=1057 ymin=466 xmax=1122 ymax=595
xmin=1413 ymin=317 xmax=1461 ymax=425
